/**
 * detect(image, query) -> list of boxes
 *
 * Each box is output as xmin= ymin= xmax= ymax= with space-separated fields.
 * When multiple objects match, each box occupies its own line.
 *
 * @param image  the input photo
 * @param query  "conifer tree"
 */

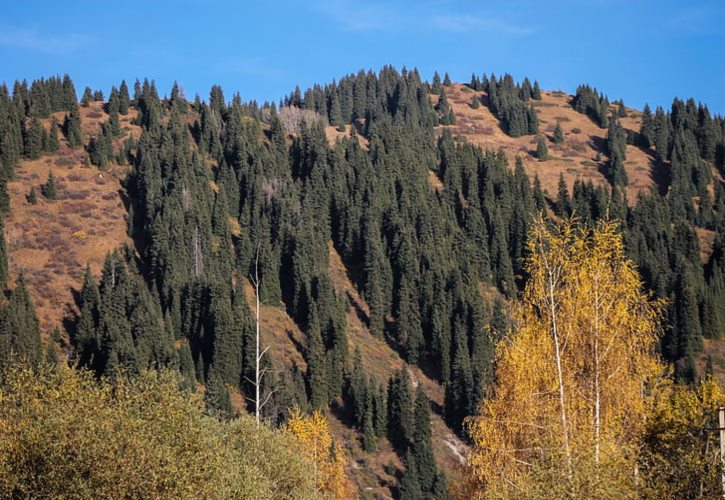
xmin=23 ymin=117 xmax=43 ymax=159
xmin=118 ymin=80 xmax=130 ymax=115
xmin=399 ymin=452 xmax=422 ymax=500
xmin=443 ymin=72 xmax=452 ymax=86
xmin=536 ymin=135 xmax=549 ymax=160
xmin=47 ymin=117 xmax=60 ymax=152
xmin=63 ymin=106 xmax=83 ymax=147
xmin=26 ymin=187 xmax=37 ymax=205
xmin=0 ymin=276 xmax=42 ymax=368
xmin=42 ymin=171 xmax=57 ymax=200
xmin=412 ymin=386 xmax=437 ymax=493
xmin=431 ymin=72 xmax=442 ymax=95
xmin=470 ymin=94 xmax=480 ymax=109
xmin=81 ymin=87 xmax=93 ymax=107
xmin=553 ymin=122 xmax=564 ymax=143
xmin=388 ymin=369 xmax=414 ymax=449
xmin=532 ymin=80 xmax=542 ymax=100
xmin=436 ymin=89 xmax=455 ymax=125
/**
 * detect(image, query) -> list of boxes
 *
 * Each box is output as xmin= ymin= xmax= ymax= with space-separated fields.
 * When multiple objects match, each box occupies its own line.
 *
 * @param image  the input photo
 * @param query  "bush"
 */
xmin=0 ymin=364 xmax=321 ymax=499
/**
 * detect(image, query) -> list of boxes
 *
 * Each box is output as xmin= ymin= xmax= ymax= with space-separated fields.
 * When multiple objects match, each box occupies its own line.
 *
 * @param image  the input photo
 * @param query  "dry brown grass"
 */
xmin=3 ymin=105 xmax=141 ymax=339
xmin=437 ymin=84 xmax=660 ymax=204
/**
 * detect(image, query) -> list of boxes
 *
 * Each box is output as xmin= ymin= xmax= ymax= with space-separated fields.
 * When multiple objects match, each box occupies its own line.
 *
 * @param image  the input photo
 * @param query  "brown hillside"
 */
xmin=4 ymin=102 xmax=138 ymax=339
xmin=434 ymin=84 xmax=662 ymax=204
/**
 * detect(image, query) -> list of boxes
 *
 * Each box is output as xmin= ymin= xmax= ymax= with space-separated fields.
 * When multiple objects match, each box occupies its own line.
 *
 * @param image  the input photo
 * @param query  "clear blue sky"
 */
xmin=1 ymin=0 xmax=723 ymax=114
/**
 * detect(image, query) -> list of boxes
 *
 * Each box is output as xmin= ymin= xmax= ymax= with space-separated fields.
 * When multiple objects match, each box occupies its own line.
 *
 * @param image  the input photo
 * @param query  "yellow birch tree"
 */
xmin=286 ymin=407 xmax=358 ymax=499
xmin=467 ymin=217 xmax=666 ymax=498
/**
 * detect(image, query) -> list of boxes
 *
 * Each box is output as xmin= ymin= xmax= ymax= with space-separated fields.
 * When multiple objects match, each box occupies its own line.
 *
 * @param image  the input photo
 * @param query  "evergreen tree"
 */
xmin=81 ymin=87 xmax=93 ymax=107
xmin=26 ymin=187 xmax=37 ymax=205
xmin=388 ymin=369 xmax=414 ymax=449
xmin=23 ymin=117 xmax=43 ymax=159
xmin=436 ymin=90 xmax=455 ymax=125
xmin=532 ymin=80 xmax=542 ymax=100
xmin=0 ymin=276 xmax=42 ymax=368
xmin=47 ymin=117 xmax=60 ymax=152
xmin=536 ymin=135 xmax=549 ymax=160
xmin=411 ymin=387 xmax=437 ymax=493
xmin=399 ymin=452 xmax=422 ymax=500
xmin=553 ymin=122 xmax=564 ymax=143
xmin=118 ymin=80 xmax=130 ymax=115
xmin=42 ymin=171 xmax=57 ymax=200
xmin=63 ymin=106 xmax=83 ymax=147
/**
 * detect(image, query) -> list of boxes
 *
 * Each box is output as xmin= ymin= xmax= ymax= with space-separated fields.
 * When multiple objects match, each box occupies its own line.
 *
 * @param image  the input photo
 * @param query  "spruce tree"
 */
xmin=26 ymin=187 xmax=37 ymax=205
xmin=0 ymin=276 xmax=42 ymax=368
xmin=63 ymin=106 xmax=82 ymax=147
xmin=411 ymin=387 xmax=437 ymax=493
xmin=42 ymin=171 xmax=57 ymax=200
xmin=388 ymin=369 xmax=414 ymax=449
xmin=47 ymin=117 xmax=60 ymax=152
xmin=536 ymin=135 xmax=549 ymax=160
xmin=399 ymin=452 xmax=422 ymax=500
xmin=470 ymin=94 xmax=480 ymax=109
xmin=81 ymin=87 xmax=93 ymax=107
xmin=553 ymin=122 xmax=564 ymax=143
xmin=532 ymin=80 xmax=542 ymax=100
xmin=23 ymin=118 xmax=43 ymax=159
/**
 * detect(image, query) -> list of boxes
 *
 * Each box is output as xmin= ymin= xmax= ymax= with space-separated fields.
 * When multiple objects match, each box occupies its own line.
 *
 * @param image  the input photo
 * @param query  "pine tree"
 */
xmin=23 ymin=118 xmax=43 ymax=159
xmin=42 ymin=171 xmax=57 ymax=200
xmin=436 ymin=90 xmax=455 ymax=125
xmin=412 ymin=387 xmax=437 ymax=493
xmin=63 ymin=106 xmax=82 ymax=147
xmin=0 ymin=276 xmax=42 ymax=368
xmin=536 ymin=135 xmax=549 ymax=160
xmin=47 ymin=117 xmax=60 ymax=152
xmin=399 ymin=452 xmax=422 ymax=500
xmin=553 ymin=122 xmax=564 ymax=143
xmin=26 ymin=187 xmax=37 ymax=204
xmin=431 ymin=72 xmax=442 ymax=95
xmin=532 ymin=80 xmax=542 ymax=100
xmin=388 ymin=369 xmax=414 ymax=449
xmin=443 ymin=72 xmax=452 ymax=86
xmin=118 ymin=81 xmax=130 ymax=115
xmin=470 ymin=94 xmax=481 ymax=109
xmin=81 ymin=87 xmax=93 ymax=107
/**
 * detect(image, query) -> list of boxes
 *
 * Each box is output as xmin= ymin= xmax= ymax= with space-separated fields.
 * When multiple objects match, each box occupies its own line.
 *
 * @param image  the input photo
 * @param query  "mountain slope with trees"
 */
xmin=0 ymin=68 xmax=724 ymax=497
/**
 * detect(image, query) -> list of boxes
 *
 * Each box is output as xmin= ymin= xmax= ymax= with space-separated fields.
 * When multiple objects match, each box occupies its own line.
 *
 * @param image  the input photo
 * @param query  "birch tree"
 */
xmin=467 ymin=217 xmax=665 ymax=498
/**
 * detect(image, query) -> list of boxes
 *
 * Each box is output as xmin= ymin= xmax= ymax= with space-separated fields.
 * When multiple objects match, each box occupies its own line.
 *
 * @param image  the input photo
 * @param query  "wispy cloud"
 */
xmin=0 ymin=27 xmax=92 ymax=55
xmin=431 ymin=14 xmax=532 ymax=34
xmin=311 ymin=0 xmax=532 ymax=35
xmin=312 ymin=0 xmax=402 ymax=32
xmin=220 ymin=57 xmax=286 ymax=80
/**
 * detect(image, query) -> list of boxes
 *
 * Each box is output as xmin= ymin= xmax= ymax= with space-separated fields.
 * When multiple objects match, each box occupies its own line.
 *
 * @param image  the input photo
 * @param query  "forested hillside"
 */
xmin=1 ymin=67 xmax=724 ymax=497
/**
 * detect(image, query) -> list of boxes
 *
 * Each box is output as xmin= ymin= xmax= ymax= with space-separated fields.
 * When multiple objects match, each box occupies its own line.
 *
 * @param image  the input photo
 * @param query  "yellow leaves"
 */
xmin=286 ymin=408 xmax=357 ymax=500
xmin=467 ymin=217 xmax=666 ymax=497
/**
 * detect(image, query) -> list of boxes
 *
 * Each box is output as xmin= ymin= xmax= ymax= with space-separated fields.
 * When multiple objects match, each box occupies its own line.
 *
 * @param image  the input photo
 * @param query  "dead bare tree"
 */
xmin=248 ymin=245 xmax=274 ymax=425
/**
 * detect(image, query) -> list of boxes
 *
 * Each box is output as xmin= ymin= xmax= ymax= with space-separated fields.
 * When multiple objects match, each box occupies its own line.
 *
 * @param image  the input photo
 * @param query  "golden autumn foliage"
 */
xmin=467 ymin=218 xmax=666 ymax=498
xmin=286 ymin=408 xmax=358 ymax=500
xmin=639 ymin=377 xmax=725 ymax=498
xmin=0 ymin=363 xmax=321 ymax=499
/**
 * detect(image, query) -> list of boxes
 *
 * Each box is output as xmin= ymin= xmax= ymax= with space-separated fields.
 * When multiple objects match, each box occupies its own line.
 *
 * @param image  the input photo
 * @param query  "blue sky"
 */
xmin=1 ymin=0 xmax=723 ymax=114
